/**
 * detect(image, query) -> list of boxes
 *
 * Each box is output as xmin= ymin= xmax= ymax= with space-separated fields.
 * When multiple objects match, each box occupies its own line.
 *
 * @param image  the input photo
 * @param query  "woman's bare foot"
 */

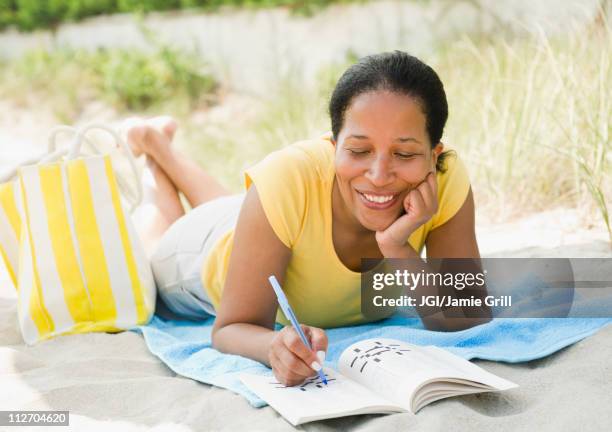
xmin=123 ymin=116 xmax=178 ymax=158
xmin=123 ymin=115 xmax=230 ymax=208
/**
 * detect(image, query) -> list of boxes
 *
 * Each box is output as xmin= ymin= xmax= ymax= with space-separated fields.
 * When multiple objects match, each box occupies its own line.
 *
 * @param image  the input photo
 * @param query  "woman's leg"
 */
xmin=135 ymin=156 xmax=185 ymax=256
xmin=126 ymin=117 xmax=231 ymax=209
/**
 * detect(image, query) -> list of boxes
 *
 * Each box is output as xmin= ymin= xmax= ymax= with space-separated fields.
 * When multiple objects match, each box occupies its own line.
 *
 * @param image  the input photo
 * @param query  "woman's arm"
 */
xmin=423 ymin=188 xmax=492 ymax=330
xmin=377 ymin=182 xmax=492 ymax=331
xmin=211 ymin=185 xmax=326 ymax=384
xmin=425 ymin=187 xmax=479 ymax=258
xmin=211 ymin=185 xmax=288 ymax=363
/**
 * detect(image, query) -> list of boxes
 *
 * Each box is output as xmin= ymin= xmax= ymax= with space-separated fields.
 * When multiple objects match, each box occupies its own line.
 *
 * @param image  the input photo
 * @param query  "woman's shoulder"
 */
xmin=283 ymin=132 xmax=335 ymax=180
xmin=242 ymin=133 xmax=334 ymax=248
xmin=246 ymin=132 xmax=334 ymax=185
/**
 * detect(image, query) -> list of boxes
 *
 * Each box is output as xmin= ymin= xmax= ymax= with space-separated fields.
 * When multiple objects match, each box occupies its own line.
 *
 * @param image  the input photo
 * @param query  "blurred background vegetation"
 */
xmin=0 ymin=0 xmax=610 ymax=245
xmin=0 ymin=0 xmax=356 ymax=31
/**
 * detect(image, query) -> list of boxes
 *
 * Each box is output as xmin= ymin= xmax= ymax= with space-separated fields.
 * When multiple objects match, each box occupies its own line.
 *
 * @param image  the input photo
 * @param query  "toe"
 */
xmin=150 ymin=116 xmax=178 ymax=141
xmin=162 ymin=119 xmax=178 ymax=141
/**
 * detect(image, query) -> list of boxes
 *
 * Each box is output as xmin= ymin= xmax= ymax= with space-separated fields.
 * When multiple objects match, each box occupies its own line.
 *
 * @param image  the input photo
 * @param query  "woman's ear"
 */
xmin=432 ymin=142 xmax=444 ymax=168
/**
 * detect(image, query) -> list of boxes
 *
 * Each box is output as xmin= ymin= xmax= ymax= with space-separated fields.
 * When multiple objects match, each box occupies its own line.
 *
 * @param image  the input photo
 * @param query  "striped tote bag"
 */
xmin=16 ymin=124 xmax=156 ymax=345
xmin=0 ymin=125 xmax=88 ymax=288
xmin=0 ymin=180 xmax=21 ymax=286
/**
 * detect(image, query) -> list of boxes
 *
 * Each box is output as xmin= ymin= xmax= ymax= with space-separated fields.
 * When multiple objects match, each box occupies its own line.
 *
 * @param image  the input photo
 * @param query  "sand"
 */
xmin=1 ymin=238 xmax=611 ymax=431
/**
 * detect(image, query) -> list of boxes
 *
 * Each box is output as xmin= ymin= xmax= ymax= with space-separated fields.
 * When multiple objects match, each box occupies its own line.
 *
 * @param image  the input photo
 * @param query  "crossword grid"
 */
xmin=270 ymin=374 xmax=337 ymax=391
xmin=349 ymin=340 xmax=411 ymax=373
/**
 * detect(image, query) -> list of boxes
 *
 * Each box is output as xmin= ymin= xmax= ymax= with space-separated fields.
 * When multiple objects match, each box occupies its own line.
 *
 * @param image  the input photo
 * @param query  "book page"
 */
xmin=238 ymin=367 xmax=404 ymax=426
xmin=421 ymin=346 xmax=518 ymax=390
xmin=338 ymin=338 xmax=517 ymax=411
xmin=414 ymin=386 xmax=491 ymax=411
xmin=338 ymin=339 xmax=453 ymax=410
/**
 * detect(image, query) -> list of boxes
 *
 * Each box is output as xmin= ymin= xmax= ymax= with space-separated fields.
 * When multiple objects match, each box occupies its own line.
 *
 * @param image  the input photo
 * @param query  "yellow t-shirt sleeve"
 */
xmin=430 ymin=151 xmax=471 ymax=230
xmin=244 ymin=146 xmax=309 ymax=248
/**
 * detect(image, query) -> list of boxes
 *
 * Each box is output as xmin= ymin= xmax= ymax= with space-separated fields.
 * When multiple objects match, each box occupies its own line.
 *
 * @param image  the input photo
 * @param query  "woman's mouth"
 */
xmin=356 ymin=190 xmax=399 ymax=210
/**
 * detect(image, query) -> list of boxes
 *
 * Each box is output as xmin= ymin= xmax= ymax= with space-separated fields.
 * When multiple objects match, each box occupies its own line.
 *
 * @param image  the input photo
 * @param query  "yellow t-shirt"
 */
xmin=201 ymin=133 xmax=471 ymax=328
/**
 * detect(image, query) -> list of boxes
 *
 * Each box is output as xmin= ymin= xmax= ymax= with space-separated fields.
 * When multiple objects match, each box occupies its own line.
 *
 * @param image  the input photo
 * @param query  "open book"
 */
xmin=239 ymin=338 xmax=518 ymax=426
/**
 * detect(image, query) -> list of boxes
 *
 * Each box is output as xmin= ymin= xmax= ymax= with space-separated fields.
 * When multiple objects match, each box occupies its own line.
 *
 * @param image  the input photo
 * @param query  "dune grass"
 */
xmin=436 ymin=22 xmax=611 ymax=242
xmin=0 ymin=39 xmax=216 ymax=121
xmin=180 ymin=23 xmax=611 ymax=243
xmin=0 ymin=16 xmax=609 ymax=244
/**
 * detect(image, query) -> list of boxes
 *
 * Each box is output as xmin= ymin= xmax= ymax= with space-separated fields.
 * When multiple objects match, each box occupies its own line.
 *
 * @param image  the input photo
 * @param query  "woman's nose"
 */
xmin=365 ymin=156 xmax=394 ymax=186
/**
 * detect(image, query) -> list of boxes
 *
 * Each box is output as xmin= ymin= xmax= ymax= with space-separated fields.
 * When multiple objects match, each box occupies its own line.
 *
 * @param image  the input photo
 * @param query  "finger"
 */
xmin=417 ymin=178 xmax=436 ymax=213
xmin=277 ymin=347 xmax=313 ymax=380
xmin=283 ymin=329 xmax=322 ymax=373
xmin=402 ymin=191 xmax=411 ymax=213
xmin=407 ymin=188 xmax=426 ymax=216
xmin=378 ymin=211 xmax=419 ymax=246
xmin=277 ymin=345 xmax=318 ymax=380
xmin=270 ymin=351 xmax=296 ymax=386
xmin=304 ymin=326 xmax=328 ymax=362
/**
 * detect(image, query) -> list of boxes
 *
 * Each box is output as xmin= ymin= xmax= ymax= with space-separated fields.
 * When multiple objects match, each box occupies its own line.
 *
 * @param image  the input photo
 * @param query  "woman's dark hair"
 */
xmin=329 ymin=50 xmax=451 ymax=171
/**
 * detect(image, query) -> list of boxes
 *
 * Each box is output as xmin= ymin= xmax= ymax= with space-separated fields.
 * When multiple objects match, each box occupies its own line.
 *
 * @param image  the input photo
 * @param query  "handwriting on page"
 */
xmin=270 ymin=374 xmax=337 ymax=391
xmin=349 ymin=340 xmax=411 ymax=373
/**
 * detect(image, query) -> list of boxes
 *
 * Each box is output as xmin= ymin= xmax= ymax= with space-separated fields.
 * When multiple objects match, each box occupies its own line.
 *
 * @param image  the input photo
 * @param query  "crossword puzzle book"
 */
xmin=239 ymin=338 xmax=518 ymax=426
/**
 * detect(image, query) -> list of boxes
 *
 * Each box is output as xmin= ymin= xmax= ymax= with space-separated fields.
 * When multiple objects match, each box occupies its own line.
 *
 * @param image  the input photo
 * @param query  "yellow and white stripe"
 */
xmin=17 ymin=154 xmax=155 ymax=345
xmin=0 ymin=181 xmax=21 ymax=287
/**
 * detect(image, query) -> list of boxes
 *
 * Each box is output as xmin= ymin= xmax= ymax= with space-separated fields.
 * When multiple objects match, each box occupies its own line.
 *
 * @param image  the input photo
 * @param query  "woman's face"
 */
xmin=332 ymin=90 xmax=443 ymax=232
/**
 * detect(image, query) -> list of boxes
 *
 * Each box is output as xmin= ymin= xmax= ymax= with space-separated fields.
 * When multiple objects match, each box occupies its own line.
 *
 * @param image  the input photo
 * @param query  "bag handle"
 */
xmin=71 ymin=123 xmax=143 ymax=212
xmin=0 ymin=125 xmax=103 ymax=182
xmin=50 ymin=124 xmax=143 ymax=212
xmin=47 ymin=125 xmax=96 ymax=156
xmin=0 ymin=125 xmax=76 ymax=183
xmin=0 ymin=124 xmax=143 ymax=213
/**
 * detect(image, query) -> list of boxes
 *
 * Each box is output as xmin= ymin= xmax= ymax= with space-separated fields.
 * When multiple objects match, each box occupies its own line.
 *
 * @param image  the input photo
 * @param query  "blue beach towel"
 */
xmin=131 ymin=309 xmax=612 ymax=408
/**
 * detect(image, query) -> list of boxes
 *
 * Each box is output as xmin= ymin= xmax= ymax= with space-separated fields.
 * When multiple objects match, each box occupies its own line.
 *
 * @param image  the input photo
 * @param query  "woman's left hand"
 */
xmin=375 ymin=171 xmax=438 ymax=256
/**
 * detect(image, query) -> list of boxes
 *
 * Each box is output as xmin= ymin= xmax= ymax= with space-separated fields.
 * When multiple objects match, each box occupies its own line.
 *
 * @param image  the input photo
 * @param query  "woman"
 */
xmin=127 ymin=51 xmax=487 ymax=387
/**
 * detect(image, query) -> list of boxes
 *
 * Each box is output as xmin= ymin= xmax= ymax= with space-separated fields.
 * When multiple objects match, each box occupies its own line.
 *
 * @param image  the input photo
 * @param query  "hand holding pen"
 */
xmin=268 ymin=275 xmax=328 ymax=387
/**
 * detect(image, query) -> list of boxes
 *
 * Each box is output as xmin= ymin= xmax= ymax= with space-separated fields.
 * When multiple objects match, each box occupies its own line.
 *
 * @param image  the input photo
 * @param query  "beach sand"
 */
xmin=1 ymin=230 xmax=611 ymax=431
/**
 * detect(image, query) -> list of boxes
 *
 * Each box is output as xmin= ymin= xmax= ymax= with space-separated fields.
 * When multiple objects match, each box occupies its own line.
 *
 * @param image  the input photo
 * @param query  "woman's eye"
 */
xmin=348 ymin=149 xmax=369 ymax=156
xmin=395 ymin=153 xmax=415 ymax=159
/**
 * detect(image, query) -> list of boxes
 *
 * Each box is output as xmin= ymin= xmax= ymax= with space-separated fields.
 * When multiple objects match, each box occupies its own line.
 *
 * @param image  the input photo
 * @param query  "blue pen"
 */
xmin=268 ymin=275 xmax=328 ymax=385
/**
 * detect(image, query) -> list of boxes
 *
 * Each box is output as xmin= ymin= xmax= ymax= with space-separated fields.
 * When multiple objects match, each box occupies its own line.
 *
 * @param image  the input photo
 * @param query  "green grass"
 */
xmin=0 ymin=41 xmax=216 ymax=121
xmin=0 ymin=0 xmax=365 ymax=32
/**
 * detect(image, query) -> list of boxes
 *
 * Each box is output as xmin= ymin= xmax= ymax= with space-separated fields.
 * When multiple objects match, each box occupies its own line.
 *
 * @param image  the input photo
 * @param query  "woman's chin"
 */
xmin=357 ymin=213 xmax=397 ymax=233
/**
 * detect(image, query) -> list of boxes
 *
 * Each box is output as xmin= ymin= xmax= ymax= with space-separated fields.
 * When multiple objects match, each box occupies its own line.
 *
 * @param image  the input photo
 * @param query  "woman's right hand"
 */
xmin=268 ymin=325 xmax=328 ymax=386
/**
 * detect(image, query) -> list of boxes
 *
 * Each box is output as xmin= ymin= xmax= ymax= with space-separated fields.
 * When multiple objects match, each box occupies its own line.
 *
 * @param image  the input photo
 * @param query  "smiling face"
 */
xmin=332 ymin=90 xmax=443 ymax=232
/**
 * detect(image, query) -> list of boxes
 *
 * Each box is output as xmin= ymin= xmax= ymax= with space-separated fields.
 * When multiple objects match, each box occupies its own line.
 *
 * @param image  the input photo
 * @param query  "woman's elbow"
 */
xmin=211 ymin=322 xmax=227 ymax=352
xmin=422 ymin=315 xmax=492 ymax=332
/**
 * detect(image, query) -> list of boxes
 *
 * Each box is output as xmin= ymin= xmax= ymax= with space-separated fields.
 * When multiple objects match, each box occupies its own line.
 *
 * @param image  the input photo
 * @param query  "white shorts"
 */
xmin=150 ymin=193 xmax=245 ymax=320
